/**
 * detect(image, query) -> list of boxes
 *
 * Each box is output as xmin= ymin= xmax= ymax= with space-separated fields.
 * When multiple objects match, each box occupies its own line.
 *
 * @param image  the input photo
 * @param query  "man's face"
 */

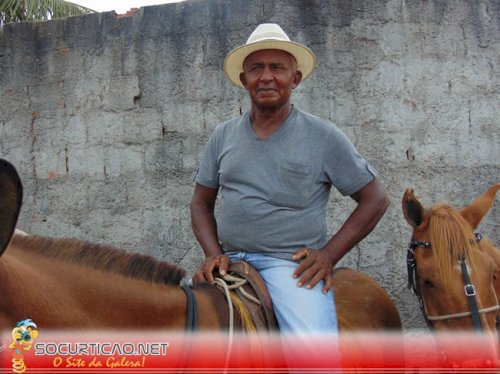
xmin=239 ymin=49 xmax=302 ymax=112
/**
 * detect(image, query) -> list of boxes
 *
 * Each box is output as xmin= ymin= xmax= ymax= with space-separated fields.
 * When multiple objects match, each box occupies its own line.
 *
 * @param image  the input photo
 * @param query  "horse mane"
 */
xmin=428 ymin=204 xmax=481 ymax=290
xmin=10 ymin=234 xmax=186 ymax=285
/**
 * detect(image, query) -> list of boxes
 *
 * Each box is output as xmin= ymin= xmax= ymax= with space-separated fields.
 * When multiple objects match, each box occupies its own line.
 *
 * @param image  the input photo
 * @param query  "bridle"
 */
xmin=407 ymin=233 xmax=500 ymax=333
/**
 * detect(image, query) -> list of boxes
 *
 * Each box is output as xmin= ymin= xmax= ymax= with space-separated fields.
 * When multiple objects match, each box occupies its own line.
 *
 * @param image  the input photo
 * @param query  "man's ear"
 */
xmin=239 ymin=72 xmax=248 ymax=88
xmin=292 ymin=71 xmax=302 ymax=89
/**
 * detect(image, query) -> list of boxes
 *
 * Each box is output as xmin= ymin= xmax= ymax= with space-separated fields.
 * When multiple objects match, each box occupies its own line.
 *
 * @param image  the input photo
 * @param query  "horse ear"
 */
xmin=402 ymin=188 xmax=427 ymax=228
xmin=460 ymin=184 xmax=500 ymax=230
xmin=0 ymin=159 xmax=23 ymax=256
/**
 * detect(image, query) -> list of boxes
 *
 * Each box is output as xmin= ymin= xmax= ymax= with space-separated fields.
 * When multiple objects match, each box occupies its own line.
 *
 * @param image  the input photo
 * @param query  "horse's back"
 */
xmin=333 ymin=267 xmax=402 ymax=331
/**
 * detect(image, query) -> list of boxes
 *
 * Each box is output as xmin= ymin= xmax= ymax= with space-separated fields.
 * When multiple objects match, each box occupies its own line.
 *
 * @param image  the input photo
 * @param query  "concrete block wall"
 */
xmin=0 ymin=0 xmax=498 ymax=330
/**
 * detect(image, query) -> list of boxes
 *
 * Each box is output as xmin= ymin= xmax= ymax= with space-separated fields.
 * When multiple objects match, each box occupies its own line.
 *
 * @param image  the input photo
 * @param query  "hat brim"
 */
xmin=223 ymin=40 xmax=317 ymax=88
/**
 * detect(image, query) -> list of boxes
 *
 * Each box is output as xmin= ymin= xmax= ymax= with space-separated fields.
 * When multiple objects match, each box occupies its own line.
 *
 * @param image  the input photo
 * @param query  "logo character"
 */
xmin=9 ymin=319 xmax=38 ymax=374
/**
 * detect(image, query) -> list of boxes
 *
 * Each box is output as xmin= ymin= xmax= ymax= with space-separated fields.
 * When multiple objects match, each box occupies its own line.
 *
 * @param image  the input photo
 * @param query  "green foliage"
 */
xmin=0 ymin=0 xmax=95 ymax=25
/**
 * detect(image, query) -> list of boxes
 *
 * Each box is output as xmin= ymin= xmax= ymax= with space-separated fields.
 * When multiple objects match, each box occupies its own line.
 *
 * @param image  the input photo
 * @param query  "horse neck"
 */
xmin=0 ymin=250 xmax=189 ymax=330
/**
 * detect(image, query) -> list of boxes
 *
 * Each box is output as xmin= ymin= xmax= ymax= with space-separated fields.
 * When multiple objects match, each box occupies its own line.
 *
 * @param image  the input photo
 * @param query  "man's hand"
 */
xmin=292 ymin=247 xmax=335 ymax=294
xmin=192 ymin=254 xmax=231 ymax=284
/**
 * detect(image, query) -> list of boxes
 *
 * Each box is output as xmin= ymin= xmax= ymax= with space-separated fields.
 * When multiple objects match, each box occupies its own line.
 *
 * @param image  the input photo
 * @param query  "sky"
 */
xmin=69 ymin=0 xmax=184 ymax=14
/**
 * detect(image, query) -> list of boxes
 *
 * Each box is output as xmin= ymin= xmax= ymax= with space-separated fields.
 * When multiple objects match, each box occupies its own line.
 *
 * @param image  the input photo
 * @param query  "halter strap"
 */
xmin=459 ymin=258 xmax=481 ymax=332
xmin=426 ymin=302 xmax=500 ymax=321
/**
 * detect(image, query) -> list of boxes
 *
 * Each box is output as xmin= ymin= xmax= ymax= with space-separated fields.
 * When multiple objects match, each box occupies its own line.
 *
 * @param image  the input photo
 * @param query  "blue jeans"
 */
xmin=226 ymin=252 xmax=339 ymax=335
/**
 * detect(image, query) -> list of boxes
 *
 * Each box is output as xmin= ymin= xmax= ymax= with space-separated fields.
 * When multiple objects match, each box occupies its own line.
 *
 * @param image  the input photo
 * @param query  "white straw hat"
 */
xmin=223 ymin=23 xmax=317 ymax=88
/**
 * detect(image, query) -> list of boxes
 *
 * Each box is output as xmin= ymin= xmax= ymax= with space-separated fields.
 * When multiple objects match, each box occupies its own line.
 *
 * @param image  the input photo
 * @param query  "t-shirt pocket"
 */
xmin=270 ymin=160 xmax=314 ymax=209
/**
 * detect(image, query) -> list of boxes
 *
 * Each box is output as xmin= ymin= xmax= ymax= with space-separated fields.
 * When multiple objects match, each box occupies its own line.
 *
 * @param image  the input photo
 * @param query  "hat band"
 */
xmin=248 ymin=32 xmax=290 ymax=43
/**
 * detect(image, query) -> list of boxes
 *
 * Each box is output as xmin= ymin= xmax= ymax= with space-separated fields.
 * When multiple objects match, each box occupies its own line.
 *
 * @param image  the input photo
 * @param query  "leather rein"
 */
xmin=407 ymin=233 xmax=500 ymax=333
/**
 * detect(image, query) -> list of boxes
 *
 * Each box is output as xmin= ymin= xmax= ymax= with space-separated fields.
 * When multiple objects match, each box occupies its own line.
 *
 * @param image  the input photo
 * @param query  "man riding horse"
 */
xmin=190 ymin=23 xmax=390 ymax=334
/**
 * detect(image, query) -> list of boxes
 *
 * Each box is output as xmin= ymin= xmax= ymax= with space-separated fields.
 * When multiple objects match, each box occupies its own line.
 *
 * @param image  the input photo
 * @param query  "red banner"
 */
xmin=1 ymin=330 xmax=498 ymax=373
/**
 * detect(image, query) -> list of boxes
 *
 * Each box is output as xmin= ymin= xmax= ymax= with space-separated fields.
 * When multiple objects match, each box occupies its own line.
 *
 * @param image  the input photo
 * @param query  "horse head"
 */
xmin=0 ymin=159 xmax=23 ymax=257
xmin=402 ymin=184 xmax=500 ymax=332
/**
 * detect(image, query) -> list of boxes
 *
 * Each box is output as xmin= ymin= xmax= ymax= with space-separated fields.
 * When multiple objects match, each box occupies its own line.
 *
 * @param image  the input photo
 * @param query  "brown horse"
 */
xmin=0 ymin=159 xmax=401 ymax=334
xmin=402 ymin=184 xmax=500 ymax=333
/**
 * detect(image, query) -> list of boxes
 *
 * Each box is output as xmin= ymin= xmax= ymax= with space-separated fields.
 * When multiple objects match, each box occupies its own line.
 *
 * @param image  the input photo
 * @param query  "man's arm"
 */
xmin=292 ymin=178 xmax=390 ymax=293
xmin=190 ymin=183 xmax=230 ymax=283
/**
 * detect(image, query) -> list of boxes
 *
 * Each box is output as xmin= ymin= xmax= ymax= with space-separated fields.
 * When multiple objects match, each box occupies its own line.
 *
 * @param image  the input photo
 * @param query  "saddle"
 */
xmin=217 ymin=261 xmax=278 ymax=332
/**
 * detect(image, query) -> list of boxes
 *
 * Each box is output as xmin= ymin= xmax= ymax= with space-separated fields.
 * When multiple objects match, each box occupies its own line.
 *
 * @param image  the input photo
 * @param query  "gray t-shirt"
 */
xmin=195 ymin=107 xmax=377 ymax=259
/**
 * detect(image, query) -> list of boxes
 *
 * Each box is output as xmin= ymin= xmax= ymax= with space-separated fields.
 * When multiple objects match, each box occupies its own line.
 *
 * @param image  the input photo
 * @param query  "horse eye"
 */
xmin=423 ymin=279 xmax=435 ymax=288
